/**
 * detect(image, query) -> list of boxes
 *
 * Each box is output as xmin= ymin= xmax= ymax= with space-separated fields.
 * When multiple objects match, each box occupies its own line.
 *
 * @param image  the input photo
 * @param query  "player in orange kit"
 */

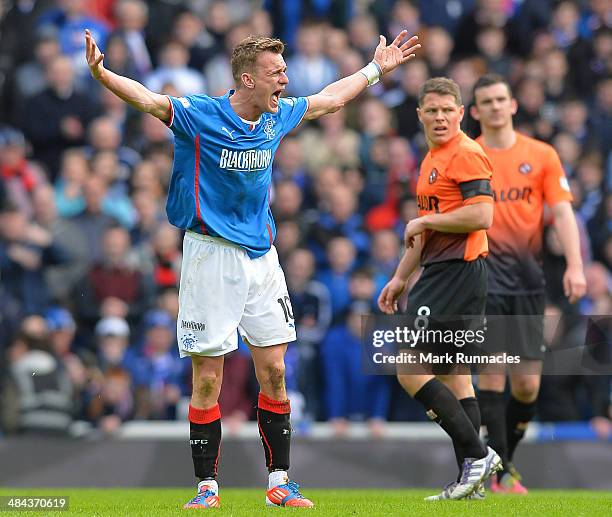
xmin=379 ymin=77 xmax=500 ymax=500
xmin=471 ymin=74 xmax=586 ymax=494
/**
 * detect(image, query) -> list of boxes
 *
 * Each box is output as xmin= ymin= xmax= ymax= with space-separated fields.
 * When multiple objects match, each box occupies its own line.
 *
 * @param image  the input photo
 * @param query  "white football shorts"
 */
xmin=177 ymin=231 xmax=297 ymax=357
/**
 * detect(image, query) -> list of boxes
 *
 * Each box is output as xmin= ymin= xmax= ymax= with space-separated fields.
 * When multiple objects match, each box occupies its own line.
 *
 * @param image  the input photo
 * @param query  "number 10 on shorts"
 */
xmin=277 ymin=296 xmax=294 ymax=323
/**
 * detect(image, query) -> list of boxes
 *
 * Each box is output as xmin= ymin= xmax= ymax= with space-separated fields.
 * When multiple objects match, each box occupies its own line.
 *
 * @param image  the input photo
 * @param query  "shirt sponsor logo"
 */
xmin=181 ymin=320 xmax=206 ymax=331
xmin=417 ymin=194 xmax=440 ymax=213
xmin=492 ymin=187 xmax=533 ymax=203
xmin=219 ymin=148 xmax=273 ymax=171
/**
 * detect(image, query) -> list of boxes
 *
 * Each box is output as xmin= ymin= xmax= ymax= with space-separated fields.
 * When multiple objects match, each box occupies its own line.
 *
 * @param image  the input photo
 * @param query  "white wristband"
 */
xmin=360 ymin=61 xmax=382 ymax=87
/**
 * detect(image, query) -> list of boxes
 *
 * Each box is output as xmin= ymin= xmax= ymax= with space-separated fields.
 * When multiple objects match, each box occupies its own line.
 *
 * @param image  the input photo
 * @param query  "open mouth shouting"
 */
xmin=271 ymin=89 xmax=283 ymax=108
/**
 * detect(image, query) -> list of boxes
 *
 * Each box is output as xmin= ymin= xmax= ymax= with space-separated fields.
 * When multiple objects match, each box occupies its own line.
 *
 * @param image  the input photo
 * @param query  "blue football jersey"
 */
xmin=165 ymin=90 xmax=308 ymax=258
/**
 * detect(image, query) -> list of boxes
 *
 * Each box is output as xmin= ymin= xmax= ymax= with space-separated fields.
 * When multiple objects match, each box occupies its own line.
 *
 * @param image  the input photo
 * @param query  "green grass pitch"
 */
xmin=0 ymin=488 xmax=610 ymax=516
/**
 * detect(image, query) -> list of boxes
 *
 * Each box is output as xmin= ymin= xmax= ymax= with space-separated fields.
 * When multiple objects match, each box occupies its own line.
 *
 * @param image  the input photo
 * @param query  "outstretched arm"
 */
xmin=85 ymin=29 xmax=170 ymax=122
xmin=304 ymin=30 xmax=420 ymax=121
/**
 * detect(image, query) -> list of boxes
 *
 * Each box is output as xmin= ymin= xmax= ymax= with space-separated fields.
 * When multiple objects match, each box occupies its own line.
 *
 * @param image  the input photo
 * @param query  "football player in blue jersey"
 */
xmin=86 ymin=28 xmax=420 ymax=509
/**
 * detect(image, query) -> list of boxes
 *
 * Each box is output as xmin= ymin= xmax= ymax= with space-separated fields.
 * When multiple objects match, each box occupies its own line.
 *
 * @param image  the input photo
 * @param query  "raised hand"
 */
xmin=85 ymin=29 xmax=105 ymax=80
xmin=373 ymin=30 xmax=421 ymax=75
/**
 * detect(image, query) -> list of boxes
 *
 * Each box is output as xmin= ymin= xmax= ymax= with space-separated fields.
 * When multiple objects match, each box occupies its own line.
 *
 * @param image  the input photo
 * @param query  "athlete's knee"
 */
xmin=260 ymin=361 xmax=286 ymax=392
xmin=397 ymin=373 xmax=430 ymax=397
xmin=478 ymin=373 xmax=506 ymax=392
xmin=511 ymin=375 xmax=540 ymax=402
xmin=192 ymin=367 xmax=222 ymax=400
xmin=440 ymin=374 xmax=474 ymax=399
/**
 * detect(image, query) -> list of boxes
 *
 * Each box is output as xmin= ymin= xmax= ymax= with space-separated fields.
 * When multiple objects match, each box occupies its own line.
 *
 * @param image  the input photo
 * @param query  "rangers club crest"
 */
xmin=519 ymin=162 xmax=532 ymax=174
xmin=263 ymin=118 xmax=276 ymax=140
xmin=429 ymin=168 xmax=438 ymax=184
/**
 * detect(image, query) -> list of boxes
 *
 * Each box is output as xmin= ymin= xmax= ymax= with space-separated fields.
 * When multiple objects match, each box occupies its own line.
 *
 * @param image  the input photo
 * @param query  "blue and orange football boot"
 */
xmin=266 ymin=480 xmax=314 ymax=508
xmin=183 ymin=484 xmax=220 ymax=509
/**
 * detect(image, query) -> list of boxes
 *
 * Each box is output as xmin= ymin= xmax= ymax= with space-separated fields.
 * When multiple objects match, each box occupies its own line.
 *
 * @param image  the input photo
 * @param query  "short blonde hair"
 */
xmin=231 ymin=36 xmax=284 ymax=84
xmin=418 ymin=77 xmax=462 ymax=106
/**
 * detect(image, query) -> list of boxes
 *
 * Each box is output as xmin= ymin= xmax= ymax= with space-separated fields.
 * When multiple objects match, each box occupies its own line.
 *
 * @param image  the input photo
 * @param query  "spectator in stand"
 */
xmin=45 ymin=307 xmax=87 ymax=404
xmin=130 ymin=159 xmax=167 ymax=205
xmin=418 ymin=0 xmax=475 ymax=35
xmin=358 ymin=98 xmax=395 ymax=203
xmin=0 ymin=0 xmax=56 ymax=88
xmin=347 ymin=13 xmax=380 ymax=62
xmin=132 ymin=309 xmax=183 ymax=420
xmin=130 ymin=190 xmax=166 ymax=246
xmin=31 ymin=184 xmax=88 ymax=304
xmin=86 ymin=116 xmax=141 ymax=183
xmin=316 ymin=236 xmax=357 ymax=320
xmin=11 ymin=31 xmax=62 ymax=115
xmin=299 ymin=109 xmax=360 ymax=173
xmin=0 ymin=125 xmax=47 ymax=217
xmin=102 ymin=33 xmax=139 ymax=81
xmin=286 ymin=23 xmax=338 ymax=97
xmin=592 ymin=77 xmax=612 ymax=157
xmin=54 ymin=149 xmax=90 ymax=217
xmin=309 ymin=183 xmax=370 ymax=264
xmin=218 ymin=345 xmax=256 ymax=435
xmin=0 ymin=202 xmax=69 ymax=315
xmin=320 ymin=301 xmax=391 ymax=437
xmin=580 ymin=262 xmax=612 ymax=316
xmin=273 ymin=137 xmax=309 ymax=190
xmin=22 ymin=55 xmax=100 ymax=179
xmin=110 ymin=0 xmax=152 ymax=79
xmin=89 ymin=151 xmax=136 ymax=229
xmin=93 ymin=316 xmax=135 ymax=370
xmin=553 ymin=132 xmax=582 ymax=178
xmin=423 ymin=26 xmax=453 ymax=76
xmin=88 ymin=366 xmax=134 ymax=434
xmin=369 ymin=229 xmax=401 ymax=292
xmin=171 ymin=9 xmax=218 ymax=73
xmin=204 ymin=23 xmax=252 ymax=97
xmin=285 ymin=248 xmax=332 ymax=421
xmin=275 ymin=220 xmax=303 ymax=265
xmin=133 ymin=221 xmax=182 ymax=291
xmin=475 ymin=25 xmax=512 ymax=77
xmin=390 ymin=58 xmax=429 ymax=143
xmin=272 ymin=180 xmax=304 ymax=224
xmin=69 ymin=175 xmax=120 ymax=263
xmin=37 ymin=0 xmax=109 ymax=80
xmin=144 ymin=40 xmax=206 ymax=96
xmin=1 ymin=315 xmax=74 ymax=434
xmin=74 ymin=225 xmax=154 ymax=329
xmin=454 ymin=0 xmax=516 ymax=57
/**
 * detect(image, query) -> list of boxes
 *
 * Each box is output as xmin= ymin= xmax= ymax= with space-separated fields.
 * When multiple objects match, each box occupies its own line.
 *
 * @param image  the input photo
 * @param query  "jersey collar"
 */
xmin=223 ymin=90 xmax=262 ymax=128
xmin=430 ymin=130 xmax=464 ymax=157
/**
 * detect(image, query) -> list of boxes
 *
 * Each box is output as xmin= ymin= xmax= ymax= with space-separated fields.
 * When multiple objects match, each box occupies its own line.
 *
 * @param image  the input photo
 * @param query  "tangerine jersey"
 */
xmin=416 ymin=131 xmax=494 ymax=266
xmin=476 ymin=132 xmax=572 ymax=294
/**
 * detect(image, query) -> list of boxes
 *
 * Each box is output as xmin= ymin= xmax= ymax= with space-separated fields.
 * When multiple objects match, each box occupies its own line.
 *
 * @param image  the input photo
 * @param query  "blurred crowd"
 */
xmin=0 ymin=0 xmax=610 ymax=437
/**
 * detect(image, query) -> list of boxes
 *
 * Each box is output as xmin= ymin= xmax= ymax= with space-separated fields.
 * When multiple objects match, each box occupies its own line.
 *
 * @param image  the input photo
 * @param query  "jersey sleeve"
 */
xmin=448 ymin=149 xmax=494 ymax=206
xmin=277 ymin=97 xmax=309 ymax=137
xmin=542 ymin=145 xmax=573 ymax=206
xmin=165 ymin=94 xmax=210 ymax=138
